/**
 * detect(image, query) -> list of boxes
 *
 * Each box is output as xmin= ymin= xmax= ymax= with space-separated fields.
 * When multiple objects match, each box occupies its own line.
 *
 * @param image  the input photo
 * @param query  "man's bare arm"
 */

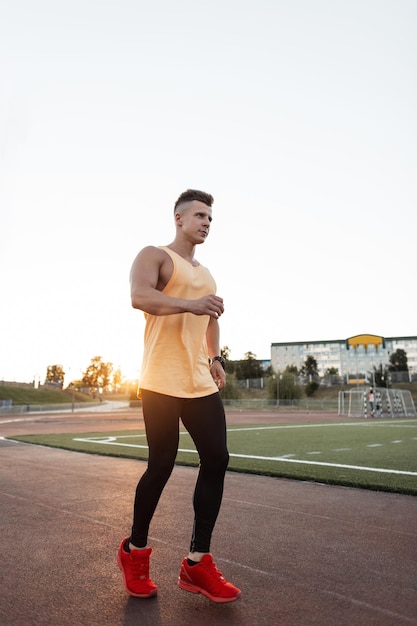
xmin=206 ymin=317 xmax=226 ymax=390
xmin=130 ymin=247 xmax=224 ymax=317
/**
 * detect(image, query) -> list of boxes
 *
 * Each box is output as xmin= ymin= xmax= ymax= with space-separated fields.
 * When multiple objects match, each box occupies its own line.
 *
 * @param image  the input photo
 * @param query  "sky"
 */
xmin=1 ymin=0 xmax=416 ymax=385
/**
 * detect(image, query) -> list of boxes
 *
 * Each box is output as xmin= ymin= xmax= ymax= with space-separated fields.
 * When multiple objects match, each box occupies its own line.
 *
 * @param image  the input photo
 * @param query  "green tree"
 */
xmin=82 ymin=356 xmax=113 ymax=390
xmin=220 ymin=373 xmax=242 ymax=400
xmin=221 ymin=346 xmax=236 ymax=374
xmin=234 ymin=351 xmax=264 ymax=380
xmin=300 ymin=355 xmax=319 ymax=382
xmin=267 ymin=366 xmax=302 ymax=402
xmin=300 ymin=355 xmax=319 ymax=396
xmin=305 ymin=380 xmax=319 ymax=396
xmin=388 ymin=349 xmax=408 ymax=372
xmin=371 ymin=363 xmax=389 ymax=388
xmin=45 ymin=364 xmax=65 ymax=388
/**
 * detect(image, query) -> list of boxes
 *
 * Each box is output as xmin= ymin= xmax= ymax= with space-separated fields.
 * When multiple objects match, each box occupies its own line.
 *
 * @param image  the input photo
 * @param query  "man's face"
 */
xmin=176 ymin=200 xmax=213 ymax=244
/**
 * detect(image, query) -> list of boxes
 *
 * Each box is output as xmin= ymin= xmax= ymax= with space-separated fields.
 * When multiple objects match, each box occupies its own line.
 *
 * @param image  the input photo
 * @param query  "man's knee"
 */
xmin=147 ymin=458 xmax=176 ymax=484
xmin=201 ymin=449 xmax=229 ymax=474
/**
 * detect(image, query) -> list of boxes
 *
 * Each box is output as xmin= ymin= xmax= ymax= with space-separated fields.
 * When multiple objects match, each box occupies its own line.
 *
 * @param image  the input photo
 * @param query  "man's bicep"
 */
xmin=130 ymin=247 xmax=161 ymax=293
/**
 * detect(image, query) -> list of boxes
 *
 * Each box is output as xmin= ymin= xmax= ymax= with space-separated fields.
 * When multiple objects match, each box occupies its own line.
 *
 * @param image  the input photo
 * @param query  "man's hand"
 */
xmin=190 ymin=294 xmax=224 ymax=318
xmin=210 ymin=360 xmax=226 ymax=390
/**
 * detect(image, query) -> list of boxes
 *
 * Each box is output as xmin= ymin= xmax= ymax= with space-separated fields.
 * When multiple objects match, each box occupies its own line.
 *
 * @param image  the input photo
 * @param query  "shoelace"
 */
xmin=130 ymin=556 xmax=150 ymax=580
xmin=202 ymin=560 xmax=226 ymax=582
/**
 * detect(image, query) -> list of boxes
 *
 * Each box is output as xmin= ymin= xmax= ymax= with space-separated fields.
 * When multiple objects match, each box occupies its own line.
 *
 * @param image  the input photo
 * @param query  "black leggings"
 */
xmin=130 ymin=390 xmax=229 ymax=553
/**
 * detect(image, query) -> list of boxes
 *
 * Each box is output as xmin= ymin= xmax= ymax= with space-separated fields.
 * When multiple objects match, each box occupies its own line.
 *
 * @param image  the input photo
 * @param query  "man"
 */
xmin=117 ymin=189 xmax=241 ymax=603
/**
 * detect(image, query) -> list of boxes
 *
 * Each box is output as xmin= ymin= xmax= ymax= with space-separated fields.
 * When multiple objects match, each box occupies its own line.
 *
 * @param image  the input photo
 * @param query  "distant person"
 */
xmin=368 ymin=388 xmax=375 ymax=417
xmin=116 ymin=189 xmax=241 ymax=603
xmin=375 ymin=390 xmax=382 ymax=417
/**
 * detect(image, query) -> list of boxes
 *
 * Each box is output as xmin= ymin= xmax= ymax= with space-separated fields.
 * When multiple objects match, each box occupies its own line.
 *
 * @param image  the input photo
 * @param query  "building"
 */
xmin=271 ymin=334 xmax=417 ymax=383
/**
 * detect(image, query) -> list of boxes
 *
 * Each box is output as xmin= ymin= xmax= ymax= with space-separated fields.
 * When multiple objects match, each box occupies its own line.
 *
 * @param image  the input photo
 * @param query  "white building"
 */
xmin=271 ymin=334 xmax=417 ymax=383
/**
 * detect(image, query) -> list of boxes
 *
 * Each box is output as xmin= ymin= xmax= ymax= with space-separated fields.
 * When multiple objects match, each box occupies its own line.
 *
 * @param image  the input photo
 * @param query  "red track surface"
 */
xmin=1 ymin=406 xmax=416 ymax=625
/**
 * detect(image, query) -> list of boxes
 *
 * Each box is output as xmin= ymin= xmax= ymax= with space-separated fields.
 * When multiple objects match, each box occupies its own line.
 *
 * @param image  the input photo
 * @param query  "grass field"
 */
xmin=0 ymin=385 xmax=95 ymax=405
xmin=8 ymin=418 xmax=417 ymax=496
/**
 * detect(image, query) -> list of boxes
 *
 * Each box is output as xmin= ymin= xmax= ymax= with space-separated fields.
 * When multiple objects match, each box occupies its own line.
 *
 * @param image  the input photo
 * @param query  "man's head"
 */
xmin=173 ymin=189 xmax=214 ymax=244
xmin=174 ymin=189 xmax=214 ymax=212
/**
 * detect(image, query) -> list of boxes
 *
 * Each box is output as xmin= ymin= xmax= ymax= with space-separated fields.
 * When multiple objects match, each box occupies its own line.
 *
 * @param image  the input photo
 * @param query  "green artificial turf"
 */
xmin=8 ymin=419 xmax=417 ymax=495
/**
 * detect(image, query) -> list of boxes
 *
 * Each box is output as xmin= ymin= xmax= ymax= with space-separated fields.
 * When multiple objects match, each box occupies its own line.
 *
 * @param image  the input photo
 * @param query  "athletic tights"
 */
xmin=130 ymin=390 xmax=229 ymax=553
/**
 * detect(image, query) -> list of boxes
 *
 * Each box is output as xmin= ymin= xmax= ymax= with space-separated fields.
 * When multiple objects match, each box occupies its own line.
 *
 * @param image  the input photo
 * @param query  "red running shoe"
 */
xmin=178 ymin=554 xmax=241 ymax=603
xmin=116 ymin=538 xmax=157 ymax=598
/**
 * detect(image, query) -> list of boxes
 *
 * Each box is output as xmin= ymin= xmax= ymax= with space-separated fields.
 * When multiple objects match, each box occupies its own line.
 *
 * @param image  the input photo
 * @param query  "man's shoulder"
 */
xmin=137 ymin=245 xmax=168 ymax=260
xmin=131 ymin=246 xmax=171 ymax=272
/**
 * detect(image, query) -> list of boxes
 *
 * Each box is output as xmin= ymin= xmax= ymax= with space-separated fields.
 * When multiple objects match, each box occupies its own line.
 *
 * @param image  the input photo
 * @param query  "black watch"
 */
xmin=211 ymin=356 xmax=225 ymax=369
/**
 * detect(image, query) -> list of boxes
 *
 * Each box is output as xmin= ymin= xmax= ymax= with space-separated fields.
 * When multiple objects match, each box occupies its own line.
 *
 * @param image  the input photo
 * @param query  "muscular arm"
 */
xmin=130 ymin=246 xmax=224 ymax=317
xmin=206 ymin=317 xmax=226 ymax=390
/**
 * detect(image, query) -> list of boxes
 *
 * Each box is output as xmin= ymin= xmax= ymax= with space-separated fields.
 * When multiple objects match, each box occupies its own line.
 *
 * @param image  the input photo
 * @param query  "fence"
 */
xmin=223 ymin=398 xmax=339 ymax=412
xmin=0 ymin=402 xmax=100 ymax=415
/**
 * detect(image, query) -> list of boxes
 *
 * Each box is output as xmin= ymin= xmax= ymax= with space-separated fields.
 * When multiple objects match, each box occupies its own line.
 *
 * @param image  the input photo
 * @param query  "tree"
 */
xmin=388 ymin=349 xmax=408 ymax=372
xmin=221 ymin=346 xmax=231 ymax=360
xmin=371 ymin=363 xmax=389 ymax=388
xmin=221 ymin=346 xmax=236 ymax=374
xmin=300 ymin=355 xmax=319 ymax=382
xmin=220 ymin=373 xmax=242 ymax=400
xmin=234 ymin=352 xmax=264 ymax=380
xmin=305 ymin=380 xmax=319 ymax=396
xmin=112 ymin=367 xmax=124 ymax=392
xmin=45 ymin=364 xmax=65 ymax=388
xmin=82 ymin=356 xmax=113 ymax=390
xmin=267 ymin=366 xmax=302 ymax=402
xmin=300 ymin=355 xmax=319 ymax=396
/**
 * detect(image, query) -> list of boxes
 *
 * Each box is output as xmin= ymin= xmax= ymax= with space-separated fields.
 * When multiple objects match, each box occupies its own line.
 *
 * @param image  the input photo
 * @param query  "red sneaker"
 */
xmin=116 ymin=538 xmax=158 ymax=598
xmin=178 ymin=554 xmax=241 ymax=603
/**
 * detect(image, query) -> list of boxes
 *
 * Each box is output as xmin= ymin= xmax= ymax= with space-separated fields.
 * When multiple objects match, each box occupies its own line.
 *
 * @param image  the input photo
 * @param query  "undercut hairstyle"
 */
xmin=174 ymin=189 xmax=214 ymax=211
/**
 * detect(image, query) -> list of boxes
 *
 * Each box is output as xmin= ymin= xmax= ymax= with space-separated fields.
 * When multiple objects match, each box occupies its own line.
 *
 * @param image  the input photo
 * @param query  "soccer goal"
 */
xmin=338 ymin=388 xmax=416 ymax=418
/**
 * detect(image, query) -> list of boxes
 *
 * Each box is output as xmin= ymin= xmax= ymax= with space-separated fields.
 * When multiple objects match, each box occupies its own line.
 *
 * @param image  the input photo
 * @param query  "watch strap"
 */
xmin=211 ymin=356 xmax=226 ymax=369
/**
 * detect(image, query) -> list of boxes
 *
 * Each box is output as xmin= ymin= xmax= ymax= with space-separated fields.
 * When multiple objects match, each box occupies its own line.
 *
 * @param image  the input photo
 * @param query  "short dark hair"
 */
xmin=174 ymin=189 xmax=214 ymax=210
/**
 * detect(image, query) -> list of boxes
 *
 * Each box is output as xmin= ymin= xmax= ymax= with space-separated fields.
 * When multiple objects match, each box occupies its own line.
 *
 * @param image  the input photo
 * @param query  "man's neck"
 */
xmin=167 ymin=240 xmax=197 ymax=264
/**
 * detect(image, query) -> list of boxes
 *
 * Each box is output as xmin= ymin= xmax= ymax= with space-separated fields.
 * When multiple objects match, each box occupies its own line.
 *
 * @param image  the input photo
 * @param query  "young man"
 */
xmin=117 ymin=189 xmax=241 ymax=603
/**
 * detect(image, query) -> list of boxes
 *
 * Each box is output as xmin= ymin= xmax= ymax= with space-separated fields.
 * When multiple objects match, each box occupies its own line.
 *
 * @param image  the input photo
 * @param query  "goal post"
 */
xmin=338 ymin=388 xmax=416 ymax=418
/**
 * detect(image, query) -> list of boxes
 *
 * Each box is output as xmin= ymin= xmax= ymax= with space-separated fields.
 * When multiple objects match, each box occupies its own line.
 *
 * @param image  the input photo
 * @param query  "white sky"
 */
xmin=1 ymin=0 xmax=416 ymax=384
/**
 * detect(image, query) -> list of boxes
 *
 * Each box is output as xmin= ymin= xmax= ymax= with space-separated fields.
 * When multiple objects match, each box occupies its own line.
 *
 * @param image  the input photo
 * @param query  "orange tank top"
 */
xmin=138 ymin=246 xmax=219 ymax=398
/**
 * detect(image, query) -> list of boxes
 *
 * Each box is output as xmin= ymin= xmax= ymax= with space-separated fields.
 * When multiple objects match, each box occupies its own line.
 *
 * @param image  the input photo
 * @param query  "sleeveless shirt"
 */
xmin=138 ymin=246 xmax=219 ymax=398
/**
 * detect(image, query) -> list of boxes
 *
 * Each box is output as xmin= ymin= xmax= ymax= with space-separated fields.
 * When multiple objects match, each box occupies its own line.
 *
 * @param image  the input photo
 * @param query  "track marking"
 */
xmin=226 ymin=420 xmax=417 ymax=432
xmin=72 ymin=433 xmax=417 ymax=477
xmin=228 ymin=452 xmax=417 ymax=476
